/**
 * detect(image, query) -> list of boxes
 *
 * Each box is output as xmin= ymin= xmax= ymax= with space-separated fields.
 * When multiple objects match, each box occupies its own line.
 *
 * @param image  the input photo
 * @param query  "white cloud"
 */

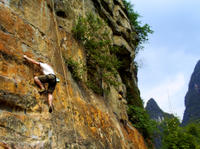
xmin=131 ymin=0 xmax=200 ymax=121
xmin=142 ymin=73 xmax=185 ymax=117
xmin=137 ymin=44 xmax=199 ymax=120
xmin=143 ymin=73 xmax=185 ymax=100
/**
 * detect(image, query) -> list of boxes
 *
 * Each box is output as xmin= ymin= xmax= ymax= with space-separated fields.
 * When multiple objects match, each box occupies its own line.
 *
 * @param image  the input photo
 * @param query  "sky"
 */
xmin=129 ymin=0 xmax=200 ymax=120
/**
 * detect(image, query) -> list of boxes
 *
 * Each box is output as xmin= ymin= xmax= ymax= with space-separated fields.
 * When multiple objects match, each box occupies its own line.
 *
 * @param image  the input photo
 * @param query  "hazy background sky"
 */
xmin=129 ymin=0 xmax=200 ymax=120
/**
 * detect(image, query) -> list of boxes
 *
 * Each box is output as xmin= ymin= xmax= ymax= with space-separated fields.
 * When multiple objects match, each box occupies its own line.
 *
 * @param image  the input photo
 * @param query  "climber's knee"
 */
xmin=34 ymin=76 xmax=38 ymax=81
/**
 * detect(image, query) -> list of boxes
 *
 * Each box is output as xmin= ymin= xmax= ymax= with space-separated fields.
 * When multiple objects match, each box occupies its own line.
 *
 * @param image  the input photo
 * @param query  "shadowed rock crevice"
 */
xmin=47 ymin=4 xmax=53 ymax=12
xmin=113 ymin=0 xmax=124 ymax=8
xmin=56 ymin=10 xmax=67 ymax=18
xmin=100 ymin=0 xmax=114 ymax=17
xmin=115 ymin=46 xmax=142 ymax=107
xmin=0 ymin=24 xmax=10 ymax=34
xmin=0 ymin=90 xmax=37 ymax=110
xmin=53 ymin=0 xmax=74 ymax=20
xmin=0 ymin=51 xmax=22 ymax=64
xmin=0 ymin=100 xmax=24 ymax=113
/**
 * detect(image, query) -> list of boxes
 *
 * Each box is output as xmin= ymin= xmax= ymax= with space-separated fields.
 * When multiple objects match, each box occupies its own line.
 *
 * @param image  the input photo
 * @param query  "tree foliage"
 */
xmin=160 ymin=117 xmax=200 ymax=149
xmin=122 ymin=1 xmax=155 ymax=144
xmin=122 ymin=0 xmax=153 ymax=54
xmin=128 ymin=105 xmax=157 ymax=140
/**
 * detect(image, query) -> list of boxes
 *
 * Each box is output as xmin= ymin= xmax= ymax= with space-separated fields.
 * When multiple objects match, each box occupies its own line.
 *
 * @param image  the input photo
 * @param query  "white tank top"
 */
xmin=39 ymin=62 xmax=55 ymax=75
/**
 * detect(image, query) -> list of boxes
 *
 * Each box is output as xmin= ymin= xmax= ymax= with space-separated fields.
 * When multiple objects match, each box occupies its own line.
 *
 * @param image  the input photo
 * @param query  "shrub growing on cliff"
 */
xmin=64 ymin=58 xmax=86 ymax=81
xmin=122 ymin=0 xmax=155 ymax=144
xmin=73 ymin=14 xmax=121 ymax=94
xmin=122 ymin=0 xmax=153 ymax=53
xmin=127 ymin=105 xmax=157 ymax=140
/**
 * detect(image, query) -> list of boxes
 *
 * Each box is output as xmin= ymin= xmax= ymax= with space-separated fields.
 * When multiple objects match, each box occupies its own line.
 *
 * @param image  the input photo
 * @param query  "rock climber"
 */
xmin=23 ymin=55 xmax=57 ymax=113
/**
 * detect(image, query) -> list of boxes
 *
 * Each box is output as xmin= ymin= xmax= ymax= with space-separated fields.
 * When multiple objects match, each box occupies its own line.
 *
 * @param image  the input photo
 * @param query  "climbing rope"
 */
xmin=50 ymin=0 xmax=79 ymax=148
xmin=82 ymin=0 xmax=85 ymax=17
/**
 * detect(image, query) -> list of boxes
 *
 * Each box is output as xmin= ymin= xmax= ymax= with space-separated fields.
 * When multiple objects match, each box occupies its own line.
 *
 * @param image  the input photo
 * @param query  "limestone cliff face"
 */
xmin=0 ymin=0 xmax=146 ymax=148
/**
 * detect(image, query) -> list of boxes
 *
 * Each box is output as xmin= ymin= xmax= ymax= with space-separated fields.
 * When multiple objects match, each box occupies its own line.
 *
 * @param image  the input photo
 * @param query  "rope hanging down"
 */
xmin=51 ymin=0 xmax=79 ymax=148
xmin=82 ymin=0 xmax=85 ymax=16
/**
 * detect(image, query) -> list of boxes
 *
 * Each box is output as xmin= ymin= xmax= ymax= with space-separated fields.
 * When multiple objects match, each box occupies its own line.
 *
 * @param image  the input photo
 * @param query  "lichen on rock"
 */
xmin=0 ymin=0 xmax=147 ymax=148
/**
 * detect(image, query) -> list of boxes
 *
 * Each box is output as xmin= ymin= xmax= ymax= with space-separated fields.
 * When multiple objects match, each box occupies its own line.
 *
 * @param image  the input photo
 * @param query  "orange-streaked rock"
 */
xmin=0 ymin=1 xmax=148 ymax=149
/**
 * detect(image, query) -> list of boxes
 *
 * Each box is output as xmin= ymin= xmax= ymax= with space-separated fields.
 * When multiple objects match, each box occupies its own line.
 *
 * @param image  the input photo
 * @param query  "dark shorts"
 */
xmin=38 ymin=74 xmax=57 ymax=94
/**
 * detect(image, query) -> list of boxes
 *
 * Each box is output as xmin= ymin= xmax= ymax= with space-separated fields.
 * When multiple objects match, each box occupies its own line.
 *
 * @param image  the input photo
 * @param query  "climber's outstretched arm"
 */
xmin=23 ymin=55 xmax=40 ymax=65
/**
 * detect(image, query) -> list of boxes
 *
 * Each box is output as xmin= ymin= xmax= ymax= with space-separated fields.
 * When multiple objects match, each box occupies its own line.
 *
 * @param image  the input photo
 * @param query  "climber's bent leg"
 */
xmin=48 ymin=93 xmax=53 ymax=113
xmin=34 ymin=76 xmax=45 ymax=90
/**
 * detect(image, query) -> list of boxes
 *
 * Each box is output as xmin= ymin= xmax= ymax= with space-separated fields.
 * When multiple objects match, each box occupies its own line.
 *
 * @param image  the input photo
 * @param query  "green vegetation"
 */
xmin=160 ymin=117 xmax=200 ymax=149
xmin=126 ymin=80 xmax=143 ymax=107
xmin=73 ymin=14 xmax=121 ymax=94
xmin=71 ymin=2 xmax=155 ymax=146
xmin=128 ymin=105 xmax=157 ymax=141
xmin=121 ymin=0 xmax=154 ymax=145
xmin=64 ymin=58 xmax=86 ymax=81
xmin=120 ymin=0 xmax=153 ymax=108
xmin=122 ymin=0 xmax=153 ymax=54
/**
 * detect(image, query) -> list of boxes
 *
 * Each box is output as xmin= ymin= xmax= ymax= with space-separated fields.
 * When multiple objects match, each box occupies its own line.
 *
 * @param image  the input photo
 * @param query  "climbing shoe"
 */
xmin=39 ymin=88 xmax=47 ymax=94
xmin=49 ymin=106 xmax=53 ymax=113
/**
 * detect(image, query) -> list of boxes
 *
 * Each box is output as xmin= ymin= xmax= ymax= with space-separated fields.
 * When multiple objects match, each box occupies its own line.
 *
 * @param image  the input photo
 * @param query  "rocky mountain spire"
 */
xmin=145 ymin=98 xmax=165 ymax=122
xmin=145 ymin=98 xmax=173 ymax=122
xmin=146 ymin=98 xmax=175 ymax=149
xmin=182 ymin=60 xmax=200 ymax=125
